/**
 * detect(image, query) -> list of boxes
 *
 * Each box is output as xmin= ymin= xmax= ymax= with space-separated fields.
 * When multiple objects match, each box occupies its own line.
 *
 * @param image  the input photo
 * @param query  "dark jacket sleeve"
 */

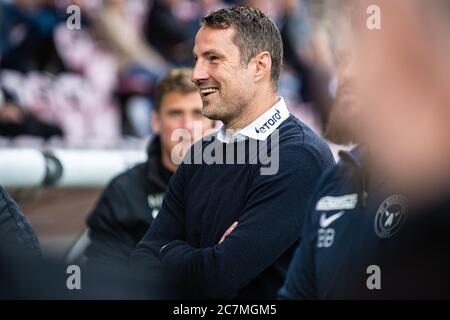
xmin=278 ymin=165 xmax=338 ymax=300
xmin=85 ymin=175 xmax=142 ymax=267
xmin=0 ymin=186 xmax=41 ymax=257
xmin=147 ymin=148 xmax=328 ymax=299
xmin=277 ymin=204 xmax=318 ymax=300
xmin=130 ymin=161 xmax=186 ymax=299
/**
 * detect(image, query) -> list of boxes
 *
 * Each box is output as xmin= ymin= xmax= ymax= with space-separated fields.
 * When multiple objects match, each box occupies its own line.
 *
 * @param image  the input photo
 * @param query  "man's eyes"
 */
xmin=167 ymin=111 xmax=203 ymax=117
xmin=193 ymin=54 xmax=221 ymax=64
xmin=208 ymin=55 xmax=220 ymax=63
xmin=168 ymin=111 xmax=183 ymax=117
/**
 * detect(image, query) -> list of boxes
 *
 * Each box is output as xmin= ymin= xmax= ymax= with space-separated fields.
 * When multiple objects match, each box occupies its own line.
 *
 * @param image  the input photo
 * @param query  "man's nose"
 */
xmin=192 ymin=60 xmax=209 ymax=85
xmin=182 ymin=115 xmax=195 ymax=133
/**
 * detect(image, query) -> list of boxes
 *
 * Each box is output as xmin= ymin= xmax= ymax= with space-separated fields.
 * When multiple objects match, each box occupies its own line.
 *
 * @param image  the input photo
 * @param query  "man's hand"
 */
xmin=218 ymin=221 xmax=238 ymax=244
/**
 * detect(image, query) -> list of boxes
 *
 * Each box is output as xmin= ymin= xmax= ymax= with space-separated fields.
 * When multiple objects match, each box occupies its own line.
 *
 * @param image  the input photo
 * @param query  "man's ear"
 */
xmin=253 ymin=51 xmax=272 ymax=84
xmin=152 ymin=110 xmax=161 ymax=134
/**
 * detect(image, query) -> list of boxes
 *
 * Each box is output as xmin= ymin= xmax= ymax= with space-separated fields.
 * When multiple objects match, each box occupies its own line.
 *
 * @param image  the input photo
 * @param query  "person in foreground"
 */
xmin=279 ymin=0 xmax=450 ymax=299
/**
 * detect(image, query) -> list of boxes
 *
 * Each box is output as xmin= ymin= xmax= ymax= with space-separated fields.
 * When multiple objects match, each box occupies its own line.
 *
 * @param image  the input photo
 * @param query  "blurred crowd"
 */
xmin=0 ymin=0 xmax=340 ymax=148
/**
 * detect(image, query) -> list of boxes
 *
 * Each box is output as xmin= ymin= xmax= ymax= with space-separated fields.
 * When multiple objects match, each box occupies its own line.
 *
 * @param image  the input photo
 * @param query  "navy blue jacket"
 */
xmin=279 ymin=147 xmax=450 ymax=299
xmin=132 ymin=115 xmax=334 ymax=299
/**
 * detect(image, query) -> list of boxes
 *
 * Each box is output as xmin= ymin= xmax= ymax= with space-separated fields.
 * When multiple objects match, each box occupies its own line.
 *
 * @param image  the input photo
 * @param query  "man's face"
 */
xmin=153 ymin=91 xmax=215 ymax=164
xmin=192 ymin=26 xmax=256 ymax=124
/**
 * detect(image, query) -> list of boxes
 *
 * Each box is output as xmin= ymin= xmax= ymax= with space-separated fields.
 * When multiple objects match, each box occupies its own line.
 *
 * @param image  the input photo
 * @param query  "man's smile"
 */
xmin=199 ymin=87 xmax=219 ymax=97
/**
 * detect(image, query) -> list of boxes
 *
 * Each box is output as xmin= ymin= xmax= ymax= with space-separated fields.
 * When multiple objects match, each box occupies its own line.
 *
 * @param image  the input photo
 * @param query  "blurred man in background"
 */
xmin=278 ymin=3 xmax=371 ymax=299
xmin=83 ymin=68 xmax=215 ymax=267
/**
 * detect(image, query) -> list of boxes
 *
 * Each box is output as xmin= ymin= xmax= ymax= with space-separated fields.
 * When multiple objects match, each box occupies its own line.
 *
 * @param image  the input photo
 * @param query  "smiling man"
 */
xmin=132 ymin=6 xmax=334 ymax=299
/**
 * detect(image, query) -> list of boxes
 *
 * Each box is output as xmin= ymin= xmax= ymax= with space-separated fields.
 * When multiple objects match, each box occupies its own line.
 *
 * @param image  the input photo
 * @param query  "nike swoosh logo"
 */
xmin=320 ymin=211 xmax=345 ymax=228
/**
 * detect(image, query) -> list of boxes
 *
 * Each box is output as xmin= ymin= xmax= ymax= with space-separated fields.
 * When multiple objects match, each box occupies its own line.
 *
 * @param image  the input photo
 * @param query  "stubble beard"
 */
xmin=202 ymin=93 xmax=249 ymax=127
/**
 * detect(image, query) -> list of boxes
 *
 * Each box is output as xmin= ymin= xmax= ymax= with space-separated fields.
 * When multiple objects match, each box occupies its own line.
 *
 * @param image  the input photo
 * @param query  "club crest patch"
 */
xmin=374 ymin=195 xmax=408 ymax=238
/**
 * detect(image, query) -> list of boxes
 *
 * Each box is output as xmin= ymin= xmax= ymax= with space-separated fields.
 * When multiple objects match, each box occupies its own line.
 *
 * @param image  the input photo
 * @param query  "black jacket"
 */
xmin=85 ymin=136 xmax=173 ymax=266
xmin=0 ymin=185 xmax=41 ymax=257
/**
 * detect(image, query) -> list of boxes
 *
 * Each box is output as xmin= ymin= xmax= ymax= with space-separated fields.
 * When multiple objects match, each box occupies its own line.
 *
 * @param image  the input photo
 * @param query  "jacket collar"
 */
xmin=146 ymin=135 xmax=172 ymax=190
xmin=216 ymin=97 xmax=290 ymax=143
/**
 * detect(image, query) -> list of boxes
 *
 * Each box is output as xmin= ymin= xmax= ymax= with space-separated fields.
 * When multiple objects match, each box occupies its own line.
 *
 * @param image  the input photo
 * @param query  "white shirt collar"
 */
xmin=216 ymin=97 xmax=290 ymax=143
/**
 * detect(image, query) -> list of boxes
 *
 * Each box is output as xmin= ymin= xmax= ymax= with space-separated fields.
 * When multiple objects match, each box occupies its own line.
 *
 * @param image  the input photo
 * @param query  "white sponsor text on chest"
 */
xmin=255 ymin=109 xmax=282 ymax=134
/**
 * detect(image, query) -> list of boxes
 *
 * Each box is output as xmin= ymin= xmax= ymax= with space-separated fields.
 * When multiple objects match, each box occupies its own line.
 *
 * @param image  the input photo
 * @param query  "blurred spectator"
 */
xmin=90 ymin=0 xmax=176 ymax=138
xmin=144 ymin=0 xmax=229 ymax=66
xmin=0 ymin=0 xmax=65 ymax=73
xmin=144 ymin=0 xmax=196 ymax=65
xmin=91 ymin=0 xmax=168 ymax=75
xmin=279 ymin=0 xmax=336 ymax=131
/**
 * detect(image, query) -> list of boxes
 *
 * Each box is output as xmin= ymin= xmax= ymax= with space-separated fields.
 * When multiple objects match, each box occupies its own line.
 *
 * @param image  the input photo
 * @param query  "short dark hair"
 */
xmin=201 ymin=6 xmax=283 ymax=91
xmin=155 ymin=68 xmax=198 ymax=112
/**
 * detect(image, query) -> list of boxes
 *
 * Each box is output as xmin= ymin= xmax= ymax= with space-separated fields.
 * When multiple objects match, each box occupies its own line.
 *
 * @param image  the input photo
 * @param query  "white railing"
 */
xmin=0 ymin=148 xmax=146 ymax=187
